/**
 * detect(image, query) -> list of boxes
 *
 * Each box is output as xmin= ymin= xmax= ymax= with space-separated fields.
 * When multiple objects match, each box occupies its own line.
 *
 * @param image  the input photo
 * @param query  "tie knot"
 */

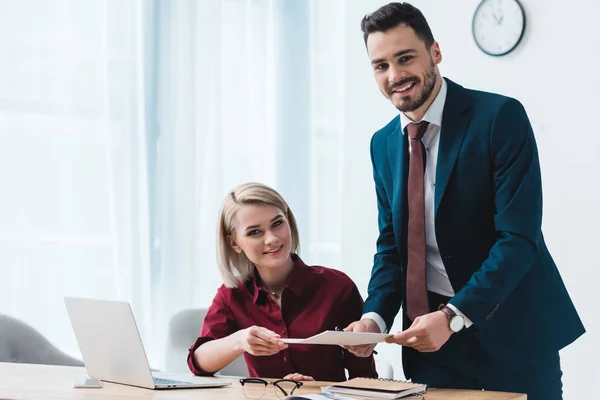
xmin=406 ymin=121 xmax=429 ymax=140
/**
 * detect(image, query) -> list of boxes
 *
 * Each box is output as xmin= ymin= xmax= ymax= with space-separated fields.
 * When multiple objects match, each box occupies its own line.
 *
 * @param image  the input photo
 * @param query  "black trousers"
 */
xmin=403 ymin=291 xmax=563 ymax=400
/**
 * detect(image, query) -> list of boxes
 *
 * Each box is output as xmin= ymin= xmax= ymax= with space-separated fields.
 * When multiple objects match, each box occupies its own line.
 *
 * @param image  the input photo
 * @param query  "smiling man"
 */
xmin=343 ymin=3 xmax=585 ymax=400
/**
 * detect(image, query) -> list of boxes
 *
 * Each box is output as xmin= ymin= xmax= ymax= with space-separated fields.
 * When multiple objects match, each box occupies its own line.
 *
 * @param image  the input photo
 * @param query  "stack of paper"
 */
xmin=323 ymin=377 xmax=427 ymax=399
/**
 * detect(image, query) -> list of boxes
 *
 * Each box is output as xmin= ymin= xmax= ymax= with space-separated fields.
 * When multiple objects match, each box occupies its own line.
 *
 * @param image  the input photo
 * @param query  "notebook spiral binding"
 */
xmin=366 ymin=377 xmax=409 ymax=382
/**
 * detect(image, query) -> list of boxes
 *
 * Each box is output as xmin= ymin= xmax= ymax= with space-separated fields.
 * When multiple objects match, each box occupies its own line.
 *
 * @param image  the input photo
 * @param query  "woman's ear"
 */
xmin=227 ymin=235 xmax=243 ymax=254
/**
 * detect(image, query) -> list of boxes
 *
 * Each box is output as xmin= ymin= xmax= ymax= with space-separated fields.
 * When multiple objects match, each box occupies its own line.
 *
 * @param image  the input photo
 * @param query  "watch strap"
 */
xmin=438 ymin=304 xmax=456 ymax=322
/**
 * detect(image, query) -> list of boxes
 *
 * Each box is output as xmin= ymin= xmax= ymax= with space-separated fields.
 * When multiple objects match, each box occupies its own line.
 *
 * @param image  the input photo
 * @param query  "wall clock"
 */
xmin=472 ymin=0 xmax=526 ymax=56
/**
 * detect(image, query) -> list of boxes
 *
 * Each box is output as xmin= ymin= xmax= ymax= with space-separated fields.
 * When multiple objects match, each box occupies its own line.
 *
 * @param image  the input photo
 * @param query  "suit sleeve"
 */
xmin=362 ymin=136 xmax=404 ymax=330
xmin=450 ymin=98 xmax=543 ymax=329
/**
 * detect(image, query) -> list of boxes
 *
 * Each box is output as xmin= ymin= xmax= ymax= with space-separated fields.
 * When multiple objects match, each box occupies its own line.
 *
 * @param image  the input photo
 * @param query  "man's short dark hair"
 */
xmin=361 ymin=2 xmax=435 ymax=48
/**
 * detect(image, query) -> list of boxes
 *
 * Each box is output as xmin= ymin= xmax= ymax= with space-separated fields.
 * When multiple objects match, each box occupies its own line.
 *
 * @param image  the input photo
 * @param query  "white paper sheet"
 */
xmin=280 ymin=330 xmax=392 ymax=346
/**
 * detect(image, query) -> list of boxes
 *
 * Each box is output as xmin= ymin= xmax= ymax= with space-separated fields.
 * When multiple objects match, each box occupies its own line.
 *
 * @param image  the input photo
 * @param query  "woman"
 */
xmin=187 ymin=182 xmax=377 ymax=381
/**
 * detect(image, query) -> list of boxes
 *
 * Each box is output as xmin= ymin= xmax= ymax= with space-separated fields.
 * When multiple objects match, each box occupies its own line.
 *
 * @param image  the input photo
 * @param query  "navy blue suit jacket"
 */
xmin=364 ymin=78 xmax=585 ymax=369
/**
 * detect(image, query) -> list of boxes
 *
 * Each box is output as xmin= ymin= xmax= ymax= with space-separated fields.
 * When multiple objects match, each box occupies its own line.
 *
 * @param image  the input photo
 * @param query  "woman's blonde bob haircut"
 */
xmin=217 ymin=182 xmax=300 ymax=288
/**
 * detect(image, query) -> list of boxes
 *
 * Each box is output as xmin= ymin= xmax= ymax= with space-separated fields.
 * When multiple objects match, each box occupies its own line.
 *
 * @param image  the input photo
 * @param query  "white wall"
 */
xmin=339 ymin=0 xmax=600 ymax=397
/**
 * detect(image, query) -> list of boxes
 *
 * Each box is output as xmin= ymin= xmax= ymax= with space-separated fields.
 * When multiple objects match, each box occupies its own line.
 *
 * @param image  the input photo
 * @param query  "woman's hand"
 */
xmin=238 ymin=325 xmax=288 ymax=356
xmin=283 ymin=373 xmax=315 ymax=381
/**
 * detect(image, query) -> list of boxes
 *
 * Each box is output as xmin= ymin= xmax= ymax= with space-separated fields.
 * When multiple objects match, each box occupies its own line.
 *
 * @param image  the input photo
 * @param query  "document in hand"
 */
xmin=324 ymin=377 xmax=427 ymax=399
xmin=280 ymin=330 xmax=391 ymax=346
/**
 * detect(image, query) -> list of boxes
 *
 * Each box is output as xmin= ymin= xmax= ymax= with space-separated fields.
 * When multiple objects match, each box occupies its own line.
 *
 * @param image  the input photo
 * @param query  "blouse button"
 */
xmin=283 ymin=357 xmax=287 ymax=362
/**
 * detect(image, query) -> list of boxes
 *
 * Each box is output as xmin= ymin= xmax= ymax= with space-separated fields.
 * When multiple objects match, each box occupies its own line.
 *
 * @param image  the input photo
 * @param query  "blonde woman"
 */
xmin=187 ymin=182 xmax=377 ymax=382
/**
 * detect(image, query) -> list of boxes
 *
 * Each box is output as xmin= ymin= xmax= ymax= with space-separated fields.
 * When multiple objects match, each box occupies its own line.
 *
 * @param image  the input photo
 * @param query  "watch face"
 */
xmin=472 ymin=0 xmax=526 ymax=56
xmin=450 ymin=315 xmax=465 ymax=332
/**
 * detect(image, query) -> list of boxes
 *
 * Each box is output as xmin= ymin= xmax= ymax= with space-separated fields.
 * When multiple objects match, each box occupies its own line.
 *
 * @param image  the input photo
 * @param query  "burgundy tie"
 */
xmin=406 ymin=121 xmax=430 ymax=321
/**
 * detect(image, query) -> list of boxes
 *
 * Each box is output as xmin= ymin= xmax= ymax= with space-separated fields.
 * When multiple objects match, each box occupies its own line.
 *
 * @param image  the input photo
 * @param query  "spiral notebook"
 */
xmin=324 ymin=377 xmax=427 ymax=399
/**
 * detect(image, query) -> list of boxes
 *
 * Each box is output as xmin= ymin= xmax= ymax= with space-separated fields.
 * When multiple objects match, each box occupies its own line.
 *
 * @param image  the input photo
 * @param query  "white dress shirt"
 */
xmin=364 ymin=78 xmax=473 ymax=332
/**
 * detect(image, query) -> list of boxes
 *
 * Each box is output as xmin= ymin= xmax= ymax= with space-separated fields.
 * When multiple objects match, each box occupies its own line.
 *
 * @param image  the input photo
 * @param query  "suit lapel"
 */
xmin=388 ymin=119 xmax=408 ymax=239
xmin=435 ymin=79 xmax=472 ymax=215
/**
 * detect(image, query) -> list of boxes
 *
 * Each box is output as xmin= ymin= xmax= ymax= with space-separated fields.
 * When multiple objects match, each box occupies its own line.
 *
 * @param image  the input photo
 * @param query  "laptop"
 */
xmin=64 ymin=296 xmax=231 ymax=390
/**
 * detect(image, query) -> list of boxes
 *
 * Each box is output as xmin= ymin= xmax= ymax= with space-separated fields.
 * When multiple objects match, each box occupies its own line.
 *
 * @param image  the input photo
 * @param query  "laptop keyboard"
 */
xmin=153 ymin=377 xmax=188 ymax=385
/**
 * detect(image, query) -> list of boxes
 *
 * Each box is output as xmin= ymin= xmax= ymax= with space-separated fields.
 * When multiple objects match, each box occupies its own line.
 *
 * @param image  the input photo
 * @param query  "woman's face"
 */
xmin=228 ymin=203 xmax=293 ymax=270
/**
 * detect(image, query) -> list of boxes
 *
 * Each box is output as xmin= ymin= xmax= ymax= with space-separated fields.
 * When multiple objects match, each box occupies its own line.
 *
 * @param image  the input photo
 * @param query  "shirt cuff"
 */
xmin=187 ymin=336 xmax=216 ymax=375
xmin=446 ymin=304 xmax=474 ymax=328
xmin=361 ymin=312 xmax=387 ymax=334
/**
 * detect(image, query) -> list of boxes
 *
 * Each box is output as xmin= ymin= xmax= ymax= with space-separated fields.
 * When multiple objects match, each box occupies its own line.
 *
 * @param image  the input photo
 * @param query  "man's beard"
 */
xmin=389 ymin=59 xmax=437 ymax=113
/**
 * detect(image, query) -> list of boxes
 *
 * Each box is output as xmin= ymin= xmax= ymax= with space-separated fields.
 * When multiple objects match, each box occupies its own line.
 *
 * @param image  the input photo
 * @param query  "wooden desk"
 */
xmin=0 ymin=362 xmax=526 ymax=400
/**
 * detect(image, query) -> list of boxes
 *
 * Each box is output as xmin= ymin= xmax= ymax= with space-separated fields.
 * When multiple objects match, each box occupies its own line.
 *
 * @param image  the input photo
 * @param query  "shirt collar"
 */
xmin=249 ymin=253 xmax=309 ymax=304
xmin=399 ymin=76 xmax=447 ymax=133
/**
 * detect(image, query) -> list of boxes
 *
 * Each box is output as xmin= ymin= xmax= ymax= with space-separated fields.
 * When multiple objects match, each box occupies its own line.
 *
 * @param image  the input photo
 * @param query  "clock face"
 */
xmin=472 ymin=0 xmax=526 ymax=56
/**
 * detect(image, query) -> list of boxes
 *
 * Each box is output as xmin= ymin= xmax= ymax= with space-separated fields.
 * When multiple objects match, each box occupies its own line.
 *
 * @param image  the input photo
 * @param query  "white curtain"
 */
xmin=0 ymin=0 xmax=347 ymax=370
xmin=0 ymin=0 xmax=154 ymax=359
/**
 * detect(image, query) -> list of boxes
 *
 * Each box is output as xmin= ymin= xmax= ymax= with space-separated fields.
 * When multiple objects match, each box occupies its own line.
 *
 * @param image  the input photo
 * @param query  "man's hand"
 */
xmin=342 ymin=318 xmax=381 ymax=358
xmin=237 ymin=326 xmax=288 ymax=356
xmin=386 ymin=311 xmax=452 ymax=352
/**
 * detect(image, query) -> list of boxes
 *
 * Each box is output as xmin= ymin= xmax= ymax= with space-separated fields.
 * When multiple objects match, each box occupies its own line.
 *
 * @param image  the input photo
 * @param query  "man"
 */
xmin=344 ymin=3 xmax=585 ymax=399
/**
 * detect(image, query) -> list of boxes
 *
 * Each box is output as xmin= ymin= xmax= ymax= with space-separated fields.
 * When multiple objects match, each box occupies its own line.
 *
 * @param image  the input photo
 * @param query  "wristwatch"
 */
xmin=439 ymin=305 xmax=465 ymax=333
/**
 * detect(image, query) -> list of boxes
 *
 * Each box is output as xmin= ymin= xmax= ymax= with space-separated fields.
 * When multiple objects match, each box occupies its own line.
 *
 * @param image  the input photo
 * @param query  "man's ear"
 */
xmin=227 ymin=235 xmax=243 ymax=254
xmin=431 ymin=41 xmax=442 ymax=65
